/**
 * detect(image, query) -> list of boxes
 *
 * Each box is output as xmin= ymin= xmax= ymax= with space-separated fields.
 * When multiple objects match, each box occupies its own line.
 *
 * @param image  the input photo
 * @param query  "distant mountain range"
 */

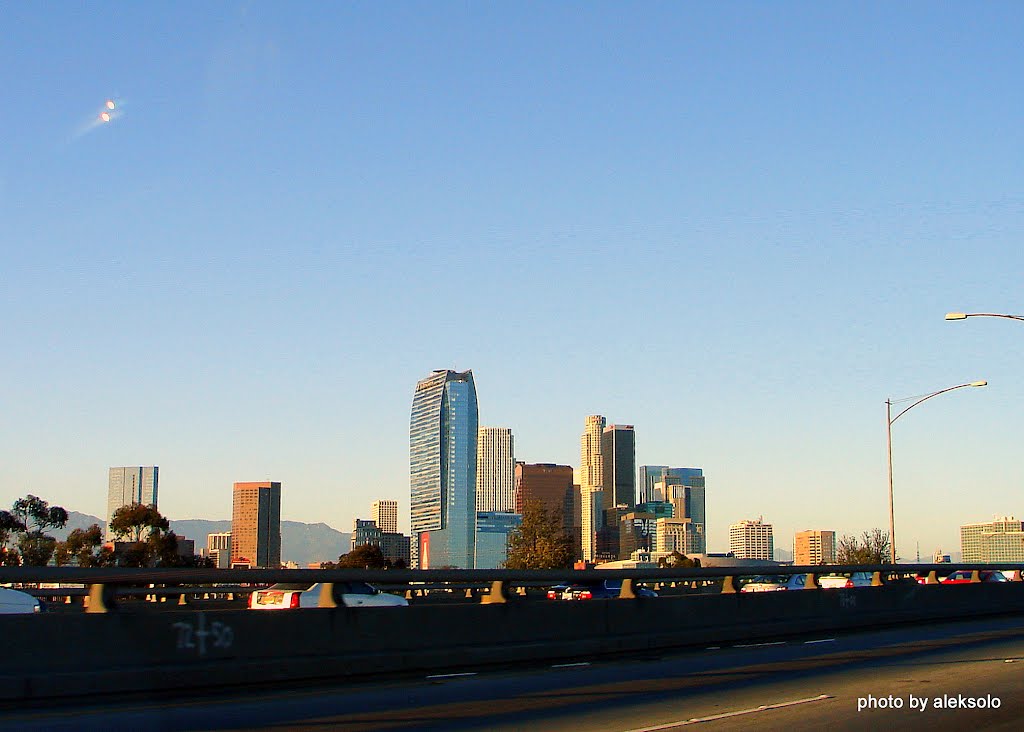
xmin=54 ymin=511 xmax=351 ymax=566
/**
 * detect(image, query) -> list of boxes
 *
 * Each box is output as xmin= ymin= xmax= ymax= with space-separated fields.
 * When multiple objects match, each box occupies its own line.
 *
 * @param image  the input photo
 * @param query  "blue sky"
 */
xmin=3 ymin=3 xmax=1023 ymax=559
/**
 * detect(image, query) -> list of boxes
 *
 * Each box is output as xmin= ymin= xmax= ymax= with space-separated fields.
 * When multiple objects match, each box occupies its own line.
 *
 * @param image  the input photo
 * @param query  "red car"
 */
xmin=941 ymin=570 xmax=1009 ymax=584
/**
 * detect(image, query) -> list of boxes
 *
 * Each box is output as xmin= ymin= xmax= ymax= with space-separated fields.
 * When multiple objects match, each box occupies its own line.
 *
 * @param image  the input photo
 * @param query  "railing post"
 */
xmin=803 ymin=573 xmax=819 ymax=590
xmin=721 ymin=575 xmax=737 ymax=593
xmin=85 ymin=583 xmax=116 ymax=614
xmin=925 ymin=570 xmax=940 ymax=584
xmin=871 ymin=571 xmax=884 ymax=587
xmin=970 ymin=569 xmax=981 ymax=583
xmin=318 ymin=582 xmax=340 ymax=608
xmin=480 ymin=580 xmax=507 ymax=604
xmin=618 ymin=578 xmax=637 ymax=599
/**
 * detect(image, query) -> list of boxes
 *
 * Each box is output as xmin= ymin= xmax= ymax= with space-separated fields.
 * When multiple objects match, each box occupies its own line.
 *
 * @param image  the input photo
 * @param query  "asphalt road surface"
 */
xmin=6 ymin=615 xmax=1024 ymax=731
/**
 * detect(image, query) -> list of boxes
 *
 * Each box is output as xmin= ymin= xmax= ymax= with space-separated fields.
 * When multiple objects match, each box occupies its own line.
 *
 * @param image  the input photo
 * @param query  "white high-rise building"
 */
xmin=579 ymin=415 xmax=606 ymax=561
xmin=729 ymin=517 xmax=774 ymax=561
xmin=106 ymin=466 xmax=158 ymax=542
xmin=372 ymin=500 xmax=399 ymax=534
xmin=476 ymin=427 xmax=515 ymax=512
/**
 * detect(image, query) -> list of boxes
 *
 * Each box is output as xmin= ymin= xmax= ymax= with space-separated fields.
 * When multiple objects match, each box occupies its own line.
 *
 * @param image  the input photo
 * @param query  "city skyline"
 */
xmin=4 ymin=5 xmax=1024 ymax=561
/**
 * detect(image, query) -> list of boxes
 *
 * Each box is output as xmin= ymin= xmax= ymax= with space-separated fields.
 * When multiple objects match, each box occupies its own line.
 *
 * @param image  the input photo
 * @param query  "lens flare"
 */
xmin=100 ymin=112 xmax=111 ymax=122
xmin=106 ymin=100 xmax=116 ymax=110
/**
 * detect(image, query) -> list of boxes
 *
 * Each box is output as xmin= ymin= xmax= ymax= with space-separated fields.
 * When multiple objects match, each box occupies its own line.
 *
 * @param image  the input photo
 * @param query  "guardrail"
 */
xmin=4 ymin=563 xmax=1024 ymax=704
xmin=3 ymin=562 xmax=1023 ymax=611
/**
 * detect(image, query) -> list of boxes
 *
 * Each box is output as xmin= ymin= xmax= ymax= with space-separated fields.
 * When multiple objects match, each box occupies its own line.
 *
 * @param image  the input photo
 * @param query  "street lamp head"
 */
xmin=945 ymin=312 xmax=967 ymax=320
xmin=970 ymin=380 xmax=988 ymax=387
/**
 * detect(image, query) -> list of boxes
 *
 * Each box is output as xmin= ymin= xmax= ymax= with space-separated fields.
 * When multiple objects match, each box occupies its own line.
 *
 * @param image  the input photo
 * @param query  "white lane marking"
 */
xmin=704 ymin=646 xmax=721 ymax=650
xmin=425 ymin=672 xmax=478 ymax=680
xmin=622 ymin=694 xmax=833 ymax=730
xmin=804 ymin=638 xmax=836 ymax=644
xmin=551 ymin=662 xmax=591 ymax=668
xmin=733 ymin=641 xmax=786 ymax=648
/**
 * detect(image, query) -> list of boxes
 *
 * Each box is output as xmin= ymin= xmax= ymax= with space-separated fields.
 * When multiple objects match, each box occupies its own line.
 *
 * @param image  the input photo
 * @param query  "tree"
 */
xmin=657 ymin=550 xmax=701 ymax=569
xmin=0 ymin=510 xmax=26 ymax=565
xmin=109 ymin=503 xmax=169 ymax=542
xmin=53 ymin=528 xmax=106 ymax=565
xmin=107 ymin=504 xmax=191 ymax=567
xmin=5 ymin=495 xmax=68 ymax=566
xmin=10 ymin=495 xmax=68 ymax=535
xmin=336 ymin=543 xmax=389 ymax=569
xmin=836 ymin=529 xmax=892 ymax=565
xmin=504 ymin=501 xmax=575 ymax=570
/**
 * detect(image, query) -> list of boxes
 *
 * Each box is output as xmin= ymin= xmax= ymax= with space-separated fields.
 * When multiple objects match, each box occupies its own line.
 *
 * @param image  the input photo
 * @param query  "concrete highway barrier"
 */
xmin=4 ymin=577 xmax=1024 ymax=703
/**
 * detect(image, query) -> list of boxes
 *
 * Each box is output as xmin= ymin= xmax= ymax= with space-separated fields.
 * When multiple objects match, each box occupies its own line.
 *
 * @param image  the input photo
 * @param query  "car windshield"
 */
xmin=265 ymin=583 xmax=315 ymax=592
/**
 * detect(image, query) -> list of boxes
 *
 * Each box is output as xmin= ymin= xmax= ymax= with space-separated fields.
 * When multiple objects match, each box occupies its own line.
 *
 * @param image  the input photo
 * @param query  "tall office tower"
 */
xmin=600 ymin=425 xmax=636 ymax=512
xmin=231 ymin=481 xmax=282 ymax=568
xmin=476 ymin=427 xmax=515 ymax=512
xmin=960 ymin=516 xmax=1024 ymax=562
xmin=410 ymin=369 xmax=479 ymax=569
xmin=106 ymin=466 xmax=159 ymax=541
xmin=794 ymin=530 xmax=836 ymax=565
xmin=729 ymin=517 xmax=774 ymax=561
xmin=372 ymin=500 xmax=399 ymax=534
xmin=579 ymin=415 xmax=606 ymax=562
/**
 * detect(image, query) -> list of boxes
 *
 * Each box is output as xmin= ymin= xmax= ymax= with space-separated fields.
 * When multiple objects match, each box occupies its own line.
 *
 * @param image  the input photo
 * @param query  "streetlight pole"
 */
xmin=886 ymin=380 xmax=987 ymax=564
xmin=946 ymin=312 xmax=1024 ymax=323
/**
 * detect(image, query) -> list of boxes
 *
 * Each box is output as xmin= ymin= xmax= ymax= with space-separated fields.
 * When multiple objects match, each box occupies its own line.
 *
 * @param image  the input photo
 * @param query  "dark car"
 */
xmin=564 ymin=580 xmax=658 ymax=600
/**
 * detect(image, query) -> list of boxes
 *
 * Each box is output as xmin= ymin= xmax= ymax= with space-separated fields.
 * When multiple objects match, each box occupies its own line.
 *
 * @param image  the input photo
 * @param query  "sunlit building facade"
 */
xmin=476 ymin=427 xmax=515 ymax=512
xmin=579 ymin=415 xmax=606 ymax=561
xmin=656 ymin=518 xmax=704 ymax=555
xmin=729 ymin=517 xmax=774 ymax=561
xmin=231 ymin=481 xmax=281 ymax=568
xmin=960 ymin=517 xmax=1024 ymax=563
xmin=794 ymin=529 xmax=836 ymax=565
xmin=410 ymin=369 xmax=479 ymax=568
xmin=372 ymin=500 xmax=399 ymax=534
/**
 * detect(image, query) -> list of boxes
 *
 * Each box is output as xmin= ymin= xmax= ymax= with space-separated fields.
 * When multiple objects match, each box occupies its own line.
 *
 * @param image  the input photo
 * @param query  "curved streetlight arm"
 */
xmin=888 ymin=381 xmax=987 ymax=425
xmin=946 ymin=312 xmax=1024 ymax=322
xmin=885 ymin=378 xmax=986 ymax=564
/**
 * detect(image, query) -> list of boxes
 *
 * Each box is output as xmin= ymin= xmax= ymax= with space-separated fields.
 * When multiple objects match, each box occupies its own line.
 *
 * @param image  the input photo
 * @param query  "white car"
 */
xmin=248 ymin=582 xmax=408 ymax=609
xmin=739 ymin=575 xmax=788 ymax=592
xmin=0 ymin=586 xmax=43 ymax=614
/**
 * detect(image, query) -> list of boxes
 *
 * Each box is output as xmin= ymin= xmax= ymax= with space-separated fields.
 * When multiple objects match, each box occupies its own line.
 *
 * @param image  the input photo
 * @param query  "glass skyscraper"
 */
xmin=410 ymin=369 xmax=479 ymax=568
xmin=638 ymin=466 xmax=705 ymax=552
xmin=475 ymin=511 xmax=522 ymax=569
